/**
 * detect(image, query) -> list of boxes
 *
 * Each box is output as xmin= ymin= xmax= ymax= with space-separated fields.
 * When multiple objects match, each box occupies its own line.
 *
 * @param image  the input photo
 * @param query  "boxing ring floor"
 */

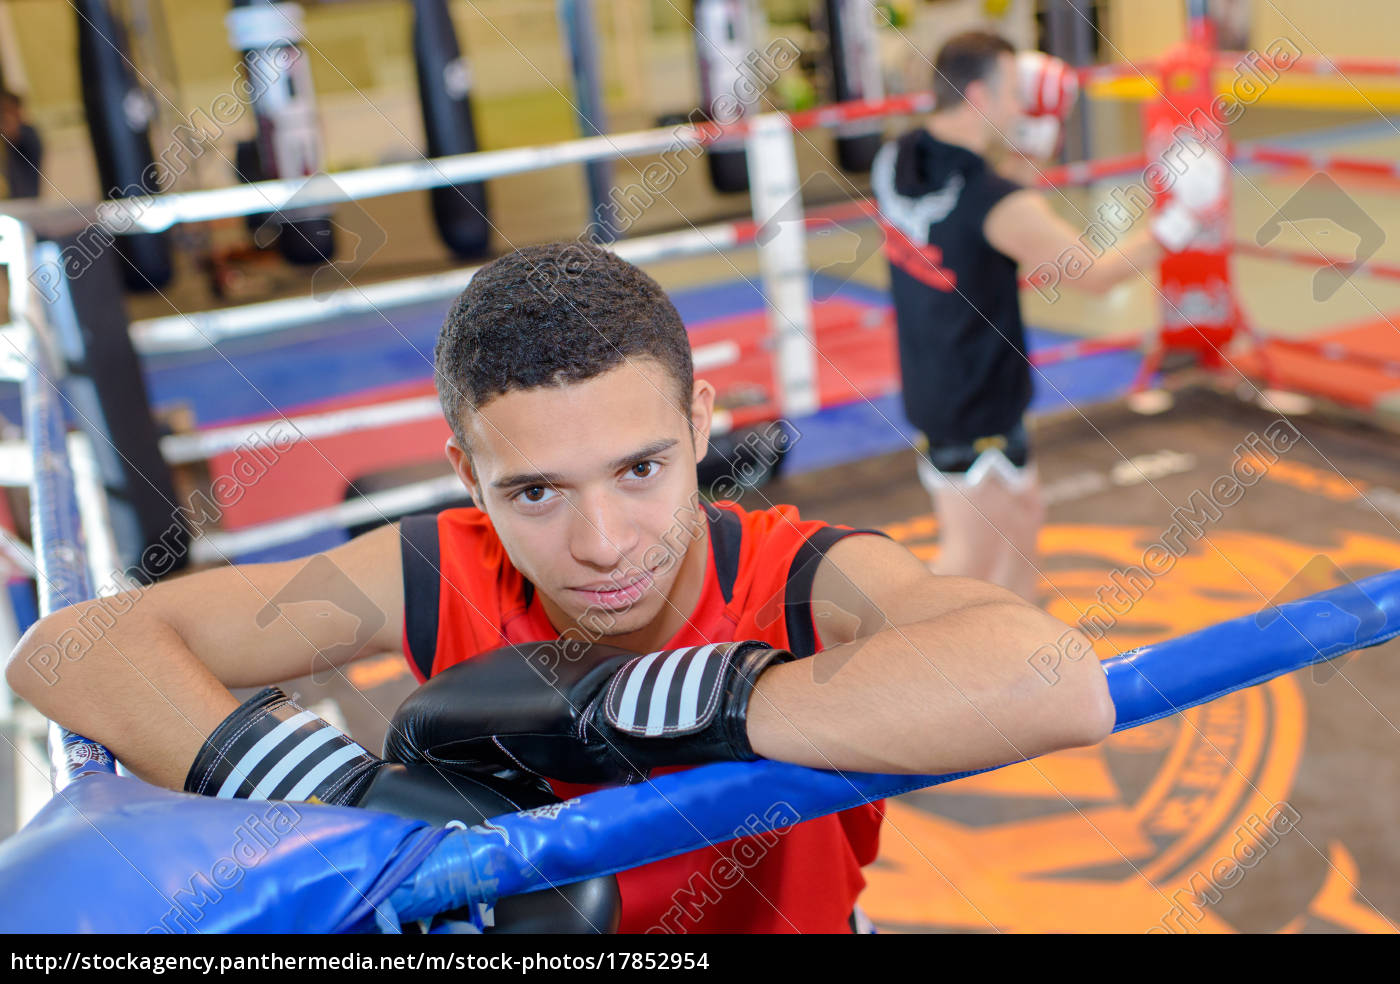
xmin=771 ymin=386 xmax=1400 ymax=933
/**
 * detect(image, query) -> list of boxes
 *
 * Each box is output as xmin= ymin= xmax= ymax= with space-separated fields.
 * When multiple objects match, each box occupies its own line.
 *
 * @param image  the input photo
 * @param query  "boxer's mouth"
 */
xmin=571 ymin=567 xmax=658 ymax=609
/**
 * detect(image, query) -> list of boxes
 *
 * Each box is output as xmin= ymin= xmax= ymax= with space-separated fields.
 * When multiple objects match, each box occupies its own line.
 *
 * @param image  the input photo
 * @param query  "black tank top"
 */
xmin=873 ymin=129 xmax=1028 ymax=444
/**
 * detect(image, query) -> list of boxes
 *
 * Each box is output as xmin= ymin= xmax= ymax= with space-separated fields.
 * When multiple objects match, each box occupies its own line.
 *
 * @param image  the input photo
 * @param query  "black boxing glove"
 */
xmin=185 ymin=687 xmax=620 ymax=933
xmin=185 ymin=687 xmax=382 ymax=805
xmin=385 ymin=640 xmax=794 ymax=785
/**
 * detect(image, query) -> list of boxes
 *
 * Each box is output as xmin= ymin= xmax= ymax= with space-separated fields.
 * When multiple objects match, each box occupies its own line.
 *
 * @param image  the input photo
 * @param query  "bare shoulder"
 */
xmin=984 ymin=187 xmax=1052 ymax=236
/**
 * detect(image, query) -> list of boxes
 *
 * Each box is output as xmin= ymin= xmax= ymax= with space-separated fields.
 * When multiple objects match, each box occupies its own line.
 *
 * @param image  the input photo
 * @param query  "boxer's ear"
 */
xmin=444 ymin=436 xmax=481 ymax=501
xmin=688 ymin=379 xmax=717 ymax=464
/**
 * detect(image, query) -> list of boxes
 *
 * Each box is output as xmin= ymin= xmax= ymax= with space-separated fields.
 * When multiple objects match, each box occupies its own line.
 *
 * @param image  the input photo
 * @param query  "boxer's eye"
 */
xmin=515 ymin=485 xmax=555 ymax=505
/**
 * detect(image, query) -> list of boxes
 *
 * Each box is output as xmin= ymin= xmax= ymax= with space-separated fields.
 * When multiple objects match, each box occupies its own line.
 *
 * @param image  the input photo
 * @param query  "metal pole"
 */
xmin=558 ymin=0 xmax=617 ymax=242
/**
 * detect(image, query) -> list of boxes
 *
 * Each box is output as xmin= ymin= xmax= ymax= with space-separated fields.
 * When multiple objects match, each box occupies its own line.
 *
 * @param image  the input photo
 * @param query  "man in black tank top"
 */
xmin=875 ymin=30 xmax=1161 ymax=603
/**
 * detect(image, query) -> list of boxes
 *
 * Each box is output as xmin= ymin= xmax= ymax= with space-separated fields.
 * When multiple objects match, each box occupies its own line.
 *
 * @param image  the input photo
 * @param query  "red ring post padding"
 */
xmin=1142 ymin=40 xmax=1238 ymax=369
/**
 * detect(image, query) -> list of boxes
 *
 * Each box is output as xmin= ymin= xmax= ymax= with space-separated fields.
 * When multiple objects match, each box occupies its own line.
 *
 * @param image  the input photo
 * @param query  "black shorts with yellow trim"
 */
xmin=915 ymin=420 xmax=1032 ymax=474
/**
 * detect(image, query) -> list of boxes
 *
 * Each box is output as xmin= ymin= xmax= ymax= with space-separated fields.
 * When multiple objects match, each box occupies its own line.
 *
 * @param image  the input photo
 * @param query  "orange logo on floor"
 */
xmin=868 ymin=521 xmax=1400 ymax=933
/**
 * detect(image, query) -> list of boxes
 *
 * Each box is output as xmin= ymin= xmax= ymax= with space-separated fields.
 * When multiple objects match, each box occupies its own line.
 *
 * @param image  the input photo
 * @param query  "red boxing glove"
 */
xmin=1150 ymin=137 xmax=1229 ymax=252
xmin=1017 ymin=51 xmax=1078 ymax=118
xmin=1010 ymin=51 xmax=1078 ymax=159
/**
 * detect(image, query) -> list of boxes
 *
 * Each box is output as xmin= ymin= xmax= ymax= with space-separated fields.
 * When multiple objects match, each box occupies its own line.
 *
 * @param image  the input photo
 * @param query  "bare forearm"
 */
xmin=6 ymin=609 xmax=239 ymax=789
xmin=1077 ymin=227 xmax=1159 ymax=294
xmin=746 ymin=602 xmax=1113 ymax=773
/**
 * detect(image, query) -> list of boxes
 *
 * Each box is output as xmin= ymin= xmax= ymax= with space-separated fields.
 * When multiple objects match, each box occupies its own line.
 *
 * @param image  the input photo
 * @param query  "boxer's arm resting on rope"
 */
xmin=746 ymin=533 xmax=1114 ymax=773
xmin=386 ymin=537 xmax=1113 ymax=783
xmin=4 ymin=522 xmax=404 ymax=790
xmin=386 ymin=635 xmax=794 ymax=784
xmin=984 ymin=189 xmax=1159 ymax=294
xmin=181 ymin=684 xmax=622 ymax=930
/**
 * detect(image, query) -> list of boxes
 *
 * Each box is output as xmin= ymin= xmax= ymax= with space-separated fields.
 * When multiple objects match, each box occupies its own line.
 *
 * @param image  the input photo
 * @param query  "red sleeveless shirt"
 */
xmin=399 ymin=500 xmax=886 ymax=933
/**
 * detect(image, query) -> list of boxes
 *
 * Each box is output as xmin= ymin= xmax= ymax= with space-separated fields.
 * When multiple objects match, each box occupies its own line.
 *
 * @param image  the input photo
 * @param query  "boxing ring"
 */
xmin=2 ymin=286 xmax=1400 ymax=929
xmin=59 ymin=43 xmax=1400 ymax=570
xmin=6 ymin=204 xmax=1400 ymax=933
xmin=4 ymin=22 xmax=1400 ymax=933
xmin=4 ymin=281 xmax=1399 ymax=930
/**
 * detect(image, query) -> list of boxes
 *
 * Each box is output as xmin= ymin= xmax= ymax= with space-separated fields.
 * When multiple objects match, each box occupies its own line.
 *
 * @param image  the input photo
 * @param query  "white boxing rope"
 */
xmin=130 ymin=222 xmax=747 ymax=355
xmin=158 ymin=338 xmax=744 ymax=467
xmin=66 ymin=431 xmax=123 ymax=600
xmin=103 ymin=123 xmax=717 ymax=234
xmin=0 ymin=440 xmax=32 ymax=488
xmin=159 ymin=395 xmax=446 ymax=465
xmin=100 ymin=93 xmax=926 ymax=236
xmin=693 ymin=339 xmax=742 ymax=373
xmin=188 ymin=474 xmax=470 ymax=563
xmin=0 ymin=322 xmax=26 ymax=383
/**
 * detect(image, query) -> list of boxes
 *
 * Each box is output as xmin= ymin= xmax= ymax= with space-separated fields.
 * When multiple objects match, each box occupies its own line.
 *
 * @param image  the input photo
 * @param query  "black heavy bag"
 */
xmin=693 ymin=0 xmax=758 ymax=194
xmin=412 ymin=0 xmax=490 ymax=258
xmin=822 ymin=0 xmax=884 ymax=173
xmin=227 ymin=0 xmax=335 ymax=266
xmin=76 ymin=0 xmax=173 ymax=291
xmin=697 ymin=420 xmax=793 ymax=496
xmin=232 ymin=137 xmax=276 ymax=240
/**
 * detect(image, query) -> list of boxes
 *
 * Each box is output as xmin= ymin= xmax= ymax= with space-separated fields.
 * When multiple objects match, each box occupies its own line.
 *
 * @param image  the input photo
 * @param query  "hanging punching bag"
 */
xmin=822 ymin=0 xmax=884 ymax=173
xmin=412 ymin=0 xmax=490 ymax=258
xmin=76 ymin=0 xmax=173 ymax=291
xmin=226 ymin=0 xmax=335 ymax=266
xmin=693 ymin=0 xmax=760 ymax=194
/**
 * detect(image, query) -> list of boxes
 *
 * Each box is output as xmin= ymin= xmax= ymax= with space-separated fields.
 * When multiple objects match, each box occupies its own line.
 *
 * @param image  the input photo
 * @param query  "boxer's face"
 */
xmin=448 ymin=358 xmax=715 ymax=640
xmin=980 ymin=52 xmax=1021 ymax=142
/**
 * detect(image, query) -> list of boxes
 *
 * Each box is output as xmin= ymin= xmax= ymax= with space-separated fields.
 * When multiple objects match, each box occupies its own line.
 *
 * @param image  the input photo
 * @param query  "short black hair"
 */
xmin=932 ymin=30 xmax=1015 ymax=110
xmin=434 ymin=241 xmax=694 ymax=453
